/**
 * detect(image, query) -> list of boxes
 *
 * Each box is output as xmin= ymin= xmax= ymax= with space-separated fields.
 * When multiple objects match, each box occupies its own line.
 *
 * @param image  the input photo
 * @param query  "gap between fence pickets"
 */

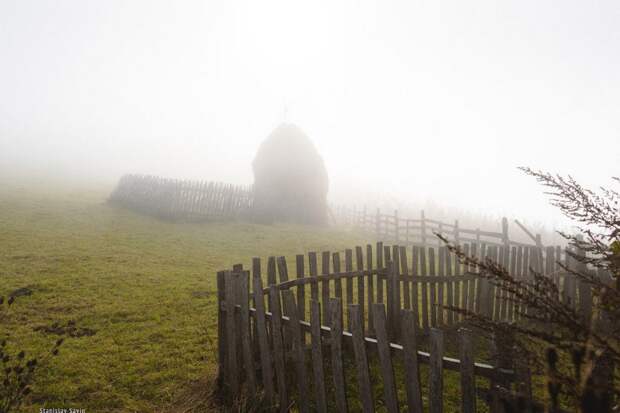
xmin=219 ymin=302 xmax=514 ymax=380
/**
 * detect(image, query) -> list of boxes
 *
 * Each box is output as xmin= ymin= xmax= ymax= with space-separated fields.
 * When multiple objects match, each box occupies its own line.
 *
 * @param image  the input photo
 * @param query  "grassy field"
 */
xmin=1 ymin=178 xmax=551 ymax=412
xmin=0 ymin=180 xmax=369 ymax=412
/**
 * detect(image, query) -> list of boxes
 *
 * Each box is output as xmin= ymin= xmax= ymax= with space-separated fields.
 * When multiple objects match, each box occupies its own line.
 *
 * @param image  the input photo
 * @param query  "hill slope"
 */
xmin=0 ymin=183 xmax=366 ymax=412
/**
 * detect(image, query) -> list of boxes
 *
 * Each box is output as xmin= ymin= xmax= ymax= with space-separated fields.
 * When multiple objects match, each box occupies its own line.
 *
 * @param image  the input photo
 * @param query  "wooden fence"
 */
xmin=108 ymin=174 xmax=253 ymax=221
xmin=334 ymin=206 xmax=544 ymax=249
xmin=216 ymin=241 xmax=604 ymax=412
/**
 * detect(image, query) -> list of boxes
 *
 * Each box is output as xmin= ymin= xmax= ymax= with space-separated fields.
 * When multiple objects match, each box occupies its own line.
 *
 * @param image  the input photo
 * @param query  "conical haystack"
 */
xmin=252 ymin=123 xmax=328 ymax=225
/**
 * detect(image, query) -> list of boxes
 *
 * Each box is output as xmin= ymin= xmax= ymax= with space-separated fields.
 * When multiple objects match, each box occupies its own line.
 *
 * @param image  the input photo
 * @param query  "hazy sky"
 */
xmin=1 ymin=0 xmax=619 ymax=227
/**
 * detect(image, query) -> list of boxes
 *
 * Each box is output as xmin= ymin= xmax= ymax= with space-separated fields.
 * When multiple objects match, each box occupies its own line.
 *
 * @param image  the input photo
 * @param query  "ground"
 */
xmin=0 ymin=179 xmax=367 ymax=412
xmin=1 ymin=178 xmax=548 ymax=412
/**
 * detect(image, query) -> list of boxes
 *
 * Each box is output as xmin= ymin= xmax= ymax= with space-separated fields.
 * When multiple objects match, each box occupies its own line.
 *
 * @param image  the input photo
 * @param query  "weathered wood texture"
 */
xmin=217 ymin=241 xmax=588 ymax=412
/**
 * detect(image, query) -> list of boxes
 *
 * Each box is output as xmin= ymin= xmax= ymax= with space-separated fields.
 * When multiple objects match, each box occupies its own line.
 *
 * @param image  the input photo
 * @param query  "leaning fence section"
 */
xmin=108 ymin=174 xmax=253 ymax=221
xmin=334 ymin=206 xmax=543 ymax=249
xmin=216 ymin=241 xmax=603 ymax=412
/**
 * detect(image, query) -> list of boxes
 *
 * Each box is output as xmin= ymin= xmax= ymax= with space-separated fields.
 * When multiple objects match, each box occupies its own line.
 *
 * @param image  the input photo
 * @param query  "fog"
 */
xmin=1 ymin=0 xmax=619 ymax=232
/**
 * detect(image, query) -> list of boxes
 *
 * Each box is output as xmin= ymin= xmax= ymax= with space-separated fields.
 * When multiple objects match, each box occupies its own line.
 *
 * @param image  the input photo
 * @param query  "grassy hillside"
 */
xmin=0 ymin=181 xmax=367 ymax=412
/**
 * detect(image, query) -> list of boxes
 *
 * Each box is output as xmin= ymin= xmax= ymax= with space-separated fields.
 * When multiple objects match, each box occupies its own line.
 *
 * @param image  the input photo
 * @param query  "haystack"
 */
xmin=252 ymin=123 xmax=328 ymax=225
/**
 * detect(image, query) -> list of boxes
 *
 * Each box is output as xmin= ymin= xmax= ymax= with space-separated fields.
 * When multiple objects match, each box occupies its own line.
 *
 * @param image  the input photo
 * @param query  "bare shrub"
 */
xmin=441 ymin=168 xmax=619 ymax=412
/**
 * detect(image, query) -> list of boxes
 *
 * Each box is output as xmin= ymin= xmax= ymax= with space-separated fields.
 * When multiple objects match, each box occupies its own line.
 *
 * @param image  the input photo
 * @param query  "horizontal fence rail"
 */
xmin=108 ymin=174 xmax=253 ymax=221
xmin=216 ymin=241 xmax=608 ymax=412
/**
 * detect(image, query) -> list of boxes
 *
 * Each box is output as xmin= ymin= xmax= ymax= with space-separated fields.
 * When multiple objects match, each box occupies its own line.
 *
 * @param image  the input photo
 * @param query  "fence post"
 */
xmin=372 ymin=304 xmax=399 ymax=413
xmin=395 ymin=209 xmax=400 ymax=243
xmin=437 ymin=247 xmax=445 ymax=326
xmin=216 ymin=271 xmax=226 ymax=390
xmin=386 ymin=260 xmax=401 ymax=340
xmin=251 ymin=264 xmax=274 ymax=403
xmin=490 ymin=329 xmax=515 ymax=413
xmin=400 ymin=246 xmax=411 ymax=311
xmin=406 ymin=219 xmax=410 ymax=243
xmin=267 ymin=256 xmax=277 ymax=286
xmin=410 ymin=246 xmax=421 ymax=331
xmin=238 ymin=271 xmax=256 ymax=395
xmin=329 ymin=298 xmax=348 ymax=412
xmin=421 ymin=210 xmax=427 ymax=245
xmin=401 ymin=309 xmax=423 ymax=413
xmin=377 ymin=242 xmax=384 ymax=304
xmin=438 ymin=222 xmax=443 ymax=248
xmin=459 ymin=328 xmax=476 ymax=413
xmin=282 ymin=291 xmax=310 ymax=413
xmin=345 ymin=249 xmax=354 ymax=330
xmin=362 ymin=205 xmax=367 ymax=230
xmin=366 ymin=244 xmax=375 ymax=336
xmin=478 ymin=246 xmax=491 ymax=318
xmin=392 ymin=245 xmax=401 ymax=339
xmin=508 ymin=246 xmax=517 ymax=321
xmin=420 ymin=247 xmax=429 ymax=331
xmin=356 ymin=246 xmax=366 ymax=336
xmin=333 ymin=252 xmax=343 ymax=306
xmin=321 ymin=251 xmax=331 ymax=320
xmin=376 ymin=208 xmax=381 ymax=240
xmin=429 ymin=328 xmax=444 ymax=413
xmin=308 ymin=252 xmax=319 ymax=302
xmin=575 ymin=235 xmax=593 ymax=327
xmin=429 ymin=248 xmax=438 ymax=327
xmin=501 ymin=217 xmax=509 ymax=246
xmin=349 ymin=305 xmax=374 ymax=413
xmin=310 ymin=300 xmax=328 ymax=413
xmin=445 ymin=247 xmax=454 ymax=325
xmin=296 ymin=254 xmax=306 ymax=321
xmin=224 ymin=271 xmax=239 ymax=398
xmin=269 ymin=286 xmax=288 ymax=411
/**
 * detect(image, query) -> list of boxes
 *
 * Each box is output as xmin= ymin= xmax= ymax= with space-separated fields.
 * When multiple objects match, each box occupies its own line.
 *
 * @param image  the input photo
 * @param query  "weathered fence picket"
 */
xmin=216 ymin=241 xmax=590 ymax=412
xmin=321 ymin=251 xmax=330 ymax=321
xmin=429 ymin=328 xmax=445 ymax=413
xmin=295 ymin=255 xmax=306 ymax=321
xmin=349 ymin=305 xmax=374 ymax=413
xmin=251 ymin=263 xmax=274 ymax=403
xmin=401 ymin=309 xmax=423 ymax=413
xmin=282 ymin=290 xmax=309 ymax=413
xmin=429 ymin=247 xmax=438 ymax=328
xmin=372 ymin=304 xmax=399 ymax=413
xmin=238 ymin=271 xmax=256 ymax=395
xmin=330 ymin=298 xmax=348 ymax=412
xmin=224 ymin=271 xmax=239 ymax=396
xmin=268 ymin=286 xmax=288 ymax=411
xmin=310 ymin=300 xmax=328 ymax=413
xmin=460 ymin=328 xmax=476 ymax=413
xmin=345 ymin=249 xmax=354 ymax=330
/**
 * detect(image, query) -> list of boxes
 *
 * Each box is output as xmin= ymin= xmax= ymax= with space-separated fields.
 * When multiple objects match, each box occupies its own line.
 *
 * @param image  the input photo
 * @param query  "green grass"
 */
xmin=1 ymin=178 xmax=532 ymax=413
xmin=0 ymin=181 xmax=368 ymax=412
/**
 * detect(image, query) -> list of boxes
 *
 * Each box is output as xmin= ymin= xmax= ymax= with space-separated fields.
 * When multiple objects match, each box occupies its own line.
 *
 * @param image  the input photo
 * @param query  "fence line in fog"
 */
xmin=334 ymin=205 xmax=544 ymax=249
xmin=108 ymin=174 xmax=253 ymax=221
